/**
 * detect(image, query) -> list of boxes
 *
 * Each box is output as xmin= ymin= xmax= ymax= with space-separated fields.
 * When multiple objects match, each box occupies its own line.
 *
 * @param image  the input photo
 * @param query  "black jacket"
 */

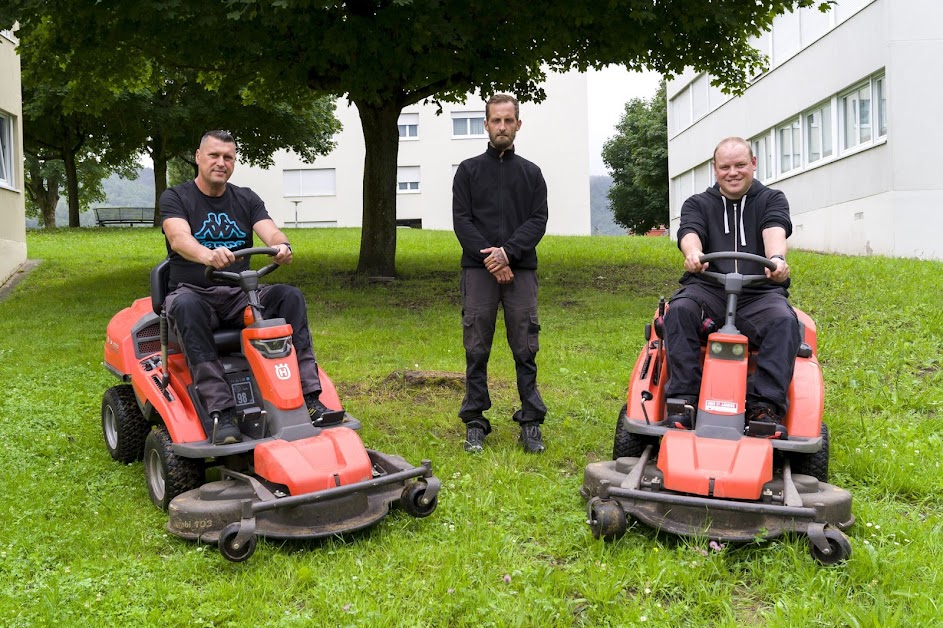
xmin=452 ymin=144 xmax=548 ymax=269
xmin=677 ymin=179 xmax=792 ymax=290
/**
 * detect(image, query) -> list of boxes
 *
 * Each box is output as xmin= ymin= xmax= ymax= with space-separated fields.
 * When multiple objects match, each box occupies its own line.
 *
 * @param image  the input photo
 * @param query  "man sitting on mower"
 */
xmin=160 ymin=129 xmax=334 ymax=444
xmin=664 ymin=137 xmax=800 ymax=435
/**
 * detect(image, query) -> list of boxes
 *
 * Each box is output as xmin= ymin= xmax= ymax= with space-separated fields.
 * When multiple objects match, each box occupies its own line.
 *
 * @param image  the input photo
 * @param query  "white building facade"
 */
xmin=230 ymin=71 xmax=591 ymax=236
xmin=0 ymin=27 xmax=26 ymax=285
xmin=667 ymin=0 xmax=943 ymax=259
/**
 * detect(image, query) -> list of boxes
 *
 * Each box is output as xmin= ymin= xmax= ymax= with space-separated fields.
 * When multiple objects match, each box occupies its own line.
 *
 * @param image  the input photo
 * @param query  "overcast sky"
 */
xmin=586 ymin=66 xmax=662 ymax=177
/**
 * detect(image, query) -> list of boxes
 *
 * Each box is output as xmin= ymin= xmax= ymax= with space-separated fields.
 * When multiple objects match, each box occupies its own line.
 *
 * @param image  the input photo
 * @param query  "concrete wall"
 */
xmin=0 ymin=30 xmax=26 ymax=286
xmin=230 ymin=71 xmax=591 ymax=236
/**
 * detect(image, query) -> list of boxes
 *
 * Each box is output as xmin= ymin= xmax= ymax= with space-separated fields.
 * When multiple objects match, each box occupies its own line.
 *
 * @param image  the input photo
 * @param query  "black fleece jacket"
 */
xmin=677 ymin=179 xmax=792 ymax=290
xmin=452 ymin=144 xmax=548 ymax=270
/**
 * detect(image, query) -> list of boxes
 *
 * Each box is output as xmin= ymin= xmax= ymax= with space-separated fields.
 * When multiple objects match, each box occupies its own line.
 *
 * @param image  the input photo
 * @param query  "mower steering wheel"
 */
xmin=699 ymin=251 xmax=777 ymax=289
xmin=204 ymin=247 xmax=281 ymax=285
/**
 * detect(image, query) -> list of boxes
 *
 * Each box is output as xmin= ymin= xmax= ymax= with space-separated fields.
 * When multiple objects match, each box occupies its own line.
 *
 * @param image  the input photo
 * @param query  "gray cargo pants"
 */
xmin=459 ymin=268 xmax=546 ymax=432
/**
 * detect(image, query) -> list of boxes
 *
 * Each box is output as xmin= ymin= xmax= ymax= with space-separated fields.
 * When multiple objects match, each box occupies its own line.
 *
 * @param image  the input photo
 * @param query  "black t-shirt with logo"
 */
xmin=160 ymin=180 xmax=271 ymax=289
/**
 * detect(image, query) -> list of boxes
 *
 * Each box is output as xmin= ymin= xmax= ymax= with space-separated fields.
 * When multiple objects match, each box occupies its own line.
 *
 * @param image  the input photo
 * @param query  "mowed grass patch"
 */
xmin=0 ymin=227 xmax=941 ymax=625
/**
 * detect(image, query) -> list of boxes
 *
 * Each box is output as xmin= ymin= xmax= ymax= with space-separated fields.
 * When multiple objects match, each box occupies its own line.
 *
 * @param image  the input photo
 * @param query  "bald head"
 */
xmin=713 ymin=137 xmax=753 ymax=162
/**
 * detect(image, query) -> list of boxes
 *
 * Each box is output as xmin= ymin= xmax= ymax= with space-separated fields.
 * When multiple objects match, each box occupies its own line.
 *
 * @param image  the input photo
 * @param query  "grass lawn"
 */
xmin=2 ymin=227 xmax=942 ymax=626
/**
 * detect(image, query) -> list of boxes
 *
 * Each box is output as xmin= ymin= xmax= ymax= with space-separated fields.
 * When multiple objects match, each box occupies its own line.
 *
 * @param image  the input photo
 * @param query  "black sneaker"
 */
xmin=209 ymin=408 xmax=242 ymax=445
xmin=519 ymin=422 xmax=545 ymax=454
xmin=464 ymin=425 xmax=485 ymax=453
xmin=305 ymin=393 xmax=345 ymax=425
xmin=745 ymin=402 xmax=788 ymax=439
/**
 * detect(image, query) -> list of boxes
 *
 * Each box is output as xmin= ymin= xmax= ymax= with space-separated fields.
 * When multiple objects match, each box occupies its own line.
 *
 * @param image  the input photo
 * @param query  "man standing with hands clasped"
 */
xmin=452 ymin=94 xmax=549 ymax=454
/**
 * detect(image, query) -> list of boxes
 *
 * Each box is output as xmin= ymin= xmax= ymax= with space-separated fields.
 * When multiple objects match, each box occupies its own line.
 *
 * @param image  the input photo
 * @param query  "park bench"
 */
xmin=94 ymin=207 xmax=154 ymax=227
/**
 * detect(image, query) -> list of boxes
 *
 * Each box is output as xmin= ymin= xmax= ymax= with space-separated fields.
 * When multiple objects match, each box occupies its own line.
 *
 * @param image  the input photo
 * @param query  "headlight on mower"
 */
xmin=732 ymin=344 xmax=745 ymax=356
xmin=250 ymin=337 xmax=293 ymax=359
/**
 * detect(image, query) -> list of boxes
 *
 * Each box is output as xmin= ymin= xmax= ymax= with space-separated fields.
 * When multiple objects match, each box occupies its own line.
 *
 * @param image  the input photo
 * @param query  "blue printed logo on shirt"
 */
xmin=195 ymin=213 xmax=247 ymax=249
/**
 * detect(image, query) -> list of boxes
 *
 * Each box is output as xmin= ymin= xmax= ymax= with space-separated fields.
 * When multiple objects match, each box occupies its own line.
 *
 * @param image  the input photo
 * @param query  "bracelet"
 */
xmin=769 ymin=254 xmax=785 ymax=262
xmin=275 ymin=242 xmax=292 ymax=253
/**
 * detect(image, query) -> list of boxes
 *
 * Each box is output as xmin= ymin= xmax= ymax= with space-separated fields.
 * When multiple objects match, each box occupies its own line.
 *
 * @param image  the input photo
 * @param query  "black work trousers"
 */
xmin=664 ymin=282 xmax=800 ymax=414
xmin=166 ymin=283 xmax=321 ymax=414
xmin=459 ymin=268 xmax=546 ymax=431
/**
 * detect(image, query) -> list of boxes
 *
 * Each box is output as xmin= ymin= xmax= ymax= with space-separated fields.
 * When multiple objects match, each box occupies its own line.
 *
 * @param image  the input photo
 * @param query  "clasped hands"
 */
xmin=481 ymin=246 xmax=513 ymax=284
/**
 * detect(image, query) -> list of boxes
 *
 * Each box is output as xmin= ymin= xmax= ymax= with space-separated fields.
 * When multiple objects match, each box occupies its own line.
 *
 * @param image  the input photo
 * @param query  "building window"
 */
xmin=841 ymin=81 xmax=872 ymax=150
xmin=669 ymin=89 xmax=692 ymax=135
xmin=282 ymin=168 xmax=336 ymax=196
xmin=874 ymin=75 xmax=887 ymax=138
xmin=805 ymin=102 xmax=833 ymax=164
xmin=397 ymin=166 xmax=420 ymax=193
xmin=771 ymin=9 xmax=800 ymax=65
xmin=777 ymin=118 xmax=801 ymax=174
xmin=398 ymin=113 xmax=419 ymax=139
xmin=751 ymin=132 xmax=773 ymax=181
xmin=0 ymin=29 xmax=17 ymax=43
xmin=0 ymin=112 xmax=13 ymax=188
xmin=451 ymin=112 xmax=485 ymax=138
xmin=691 ymin=74 xmax=709 ymax=121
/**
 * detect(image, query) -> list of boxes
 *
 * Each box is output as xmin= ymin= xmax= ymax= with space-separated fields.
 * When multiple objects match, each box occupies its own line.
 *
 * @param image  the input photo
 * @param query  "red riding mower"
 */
xmin=102 ymin=248 xmax=439 ymax=562
xmin=581 ymin=252 xmax=853 ymax=565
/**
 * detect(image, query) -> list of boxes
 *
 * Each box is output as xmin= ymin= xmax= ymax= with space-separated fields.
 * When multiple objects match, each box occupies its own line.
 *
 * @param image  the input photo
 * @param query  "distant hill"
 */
xmin=26 ymin=167 xmax=156 ymax=228
xmin=590 ymin=175 xmax=625 ymax=236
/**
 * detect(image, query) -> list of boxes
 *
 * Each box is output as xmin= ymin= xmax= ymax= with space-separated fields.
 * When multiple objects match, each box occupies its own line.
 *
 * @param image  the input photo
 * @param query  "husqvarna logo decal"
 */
xmin=194 ymin=212 xmax=247 ymax=250
xmin=274 ymin=363 xmax=292 ymax=380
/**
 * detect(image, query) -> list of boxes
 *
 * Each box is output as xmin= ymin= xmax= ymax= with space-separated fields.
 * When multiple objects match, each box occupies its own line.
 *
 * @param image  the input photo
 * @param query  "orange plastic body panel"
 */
xmin=104 ymin=298 xmax=152 ymax=376
xmin=243 ymin=323 xmax=304 ymax=410
xmin=625 ymin=337 xmax=668 ymax=423
xmin=316 ymin=366 xmax=342 ymax=411
xmin=658 ymin=431 xmax=773 ymax=500
xmin=783 ymin=354 xmax=824 ymax=437
xmin=698 ymin=332 xmax=748 ymax=416
xmin=794 ymin=308 xmax=817 ymax=355
xmin=254 ymin=428 xmax=373 ymax=495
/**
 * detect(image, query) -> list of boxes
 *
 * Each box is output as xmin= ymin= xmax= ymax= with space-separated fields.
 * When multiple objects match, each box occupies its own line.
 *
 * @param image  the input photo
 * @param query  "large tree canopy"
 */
xmin=602 ymin=81 xmax=668 ymax=235
xmin=4 ymin=0 xmax=828 ymax=273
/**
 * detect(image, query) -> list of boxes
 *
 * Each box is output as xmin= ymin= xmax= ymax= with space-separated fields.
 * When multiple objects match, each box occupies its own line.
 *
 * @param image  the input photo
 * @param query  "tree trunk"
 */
xmin=25 ymin=159 xmax=59 ymax=229
xmin=356 ymin=101 xmax=402 ymax=278
xmin=62 ymin=143 xmax=80 ymax=228
xmin=153 ymin=154 xmax=168 ymax=226
xmin=40 ymin=171 xmax=60 ymax=229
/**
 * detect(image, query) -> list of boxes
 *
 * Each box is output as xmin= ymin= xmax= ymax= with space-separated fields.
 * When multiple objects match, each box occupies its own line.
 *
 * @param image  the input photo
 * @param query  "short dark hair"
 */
xmin=200 ymin=130 xmax=236 ymax=149
xmin=486 ymin=94 xmax=520 ymax=120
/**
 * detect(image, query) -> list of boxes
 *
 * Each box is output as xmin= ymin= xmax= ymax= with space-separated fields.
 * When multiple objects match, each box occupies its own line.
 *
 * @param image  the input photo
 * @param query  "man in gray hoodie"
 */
xmin=664 ymin=137 xmax=800 ymax=435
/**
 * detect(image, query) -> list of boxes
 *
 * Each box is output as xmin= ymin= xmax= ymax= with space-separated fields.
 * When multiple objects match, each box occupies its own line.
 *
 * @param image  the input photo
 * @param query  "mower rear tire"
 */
xmin=613 ymin=405 xmax=649 ymax=460
xmin=144 ymin=426 xmax=203 ymax=511
xmin=810 ymin=527 xmax=851 ymax=566
xmin=587 ymin=497 xmax=627 ymax=542
xmin=401 ymin=481 xmax=438 ymax=518
xmin=102 ymin=385 xmax=149 ymax=463
xmin=219 ymin=523 xmax=257 ymax=563
xmin=792 ymin=422 xmax=829 ymax=482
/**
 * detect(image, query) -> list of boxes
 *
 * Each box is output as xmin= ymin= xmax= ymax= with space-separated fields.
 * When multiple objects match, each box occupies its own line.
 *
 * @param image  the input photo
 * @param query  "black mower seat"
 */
xmin=150 ymin=259 xmax=243 ymax=354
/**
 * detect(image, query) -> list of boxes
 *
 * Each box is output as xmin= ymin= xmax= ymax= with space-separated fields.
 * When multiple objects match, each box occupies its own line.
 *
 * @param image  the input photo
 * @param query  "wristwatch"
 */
xmin=769 ymin=255 xmax=785 ymax=262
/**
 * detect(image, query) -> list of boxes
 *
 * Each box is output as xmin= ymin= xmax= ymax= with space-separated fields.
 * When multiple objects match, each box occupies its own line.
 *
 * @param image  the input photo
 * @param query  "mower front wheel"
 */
xmin=587 ymin=497 xmax=627 ymax=542
xmin=102 ymin=385 xmax=149 ymax=463
xmin=218 ymin=523 xmax=257 ymax=563
xmin=810 ymin=527 xmax=852 ymax=566
xmin=144 ymin=427 xmax=203 ymax=511
xmin=400 ymin=481 xmax=438 ymax=518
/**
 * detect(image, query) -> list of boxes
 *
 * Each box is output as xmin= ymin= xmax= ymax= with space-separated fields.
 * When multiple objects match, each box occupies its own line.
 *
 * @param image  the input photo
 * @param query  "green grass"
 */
xmin=1 ymin=227 xmax=942 ymax=626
